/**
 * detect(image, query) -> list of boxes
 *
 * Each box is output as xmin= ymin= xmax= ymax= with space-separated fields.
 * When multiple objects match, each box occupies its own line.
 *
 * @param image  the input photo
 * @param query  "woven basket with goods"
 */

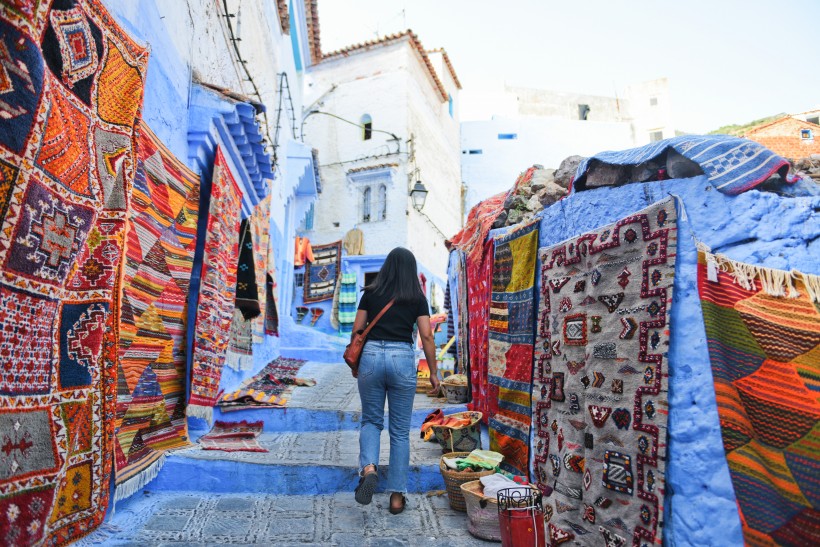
xmin=431 ymin=411 xmax=482 ymax=453
xmin=440 ymin=374 xmax=469 ymax=403
xmin=460 ymin=480 xmax=541 ymax=541
xmin=439 ymin=453 xmax=495 ymax=512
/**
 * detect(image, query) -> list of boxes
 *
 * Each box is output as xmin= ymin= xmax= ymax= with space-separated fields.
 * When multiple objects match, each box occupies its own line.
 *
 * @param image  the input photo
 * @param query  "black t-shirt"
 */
xmin=357 ymin=290 xmax=430 ymax=343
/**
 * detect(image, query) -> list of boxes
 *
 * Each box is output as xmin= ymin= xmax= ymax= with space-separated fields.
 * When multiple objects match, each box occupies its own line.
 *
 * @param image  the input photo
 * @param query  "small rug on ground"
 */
xmin=218 ymin=357 xmax=316 ymax=410
xmin=198 ymin=420 xmax=267 ymax=453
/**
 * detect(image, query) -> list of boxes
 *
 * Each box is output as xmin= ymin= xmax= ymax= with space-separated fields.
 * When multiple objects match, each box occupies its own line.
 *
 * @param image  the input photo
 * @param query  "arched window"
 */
xmin=361 ymin=114 xmax=372 ymax=140
xmin=377 ymin=184 xmax=387 ymax=220
xmin=362 ymin=186 xmax=371 ymax=222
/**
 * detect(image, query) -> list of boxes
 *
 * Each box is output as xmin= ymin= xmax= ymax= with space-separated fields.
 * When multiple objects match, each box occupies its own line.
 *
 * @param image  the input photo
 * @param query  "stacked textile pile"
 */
xmin=0 ymin=1 xmax=148 ymax=542
xmin=218 ymin=357 xmax=316 ymax=411
xmin=198 ymin=420 xmax=268 ymax=453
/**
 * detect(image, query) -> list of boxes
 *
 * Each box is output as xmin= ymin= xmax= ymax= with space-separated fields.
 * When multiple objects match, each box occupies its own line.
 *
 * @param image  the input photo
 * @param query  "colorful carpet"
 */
xmin=226 ymin=308 xmax=254 ymax=372
xmin=251 ymin=191 xmax=272 ymax=342
xmin=574 ymin=134 xmax=796 ymax=195
xmin=487 ymin=221 xmax=539 ymax=476
xmin=531 ymin=198 xmax=677 ymax=546
xmin=338 ymin=272 xmax=357 ymax=334
xmin=115 ymin=123 xmax=199 ymax=499
xmin=0 ymin=1 xmax=147 ymax=543
xmin=218 ymin=357 xmax=315 ymax=411
xmin=265 ymin=273 xmax=279 ymax=336
xmin=466 ymin=239 xmax=495 ymax=420
xmin=226 ymin=218 xmax=257 ymax=371
xmin=698 ymin=250 xmax=820 ymax=546
xmin=188 ymin=147 xmax=242 ymax=421
xmin=198 ymin=420 xmax=268 ymax=453
xmin=451 ymin=250 xmax=470 ymax=380
xmin=304 ymin=240 xmax=342 ymax=303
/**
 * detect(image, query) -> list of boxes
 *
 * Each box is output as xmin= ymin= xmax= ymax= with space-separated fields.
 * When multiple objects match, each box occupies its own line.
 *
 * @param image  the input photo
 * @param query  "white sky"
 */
xmin=317 ymin=0 xmax=820 ymax=133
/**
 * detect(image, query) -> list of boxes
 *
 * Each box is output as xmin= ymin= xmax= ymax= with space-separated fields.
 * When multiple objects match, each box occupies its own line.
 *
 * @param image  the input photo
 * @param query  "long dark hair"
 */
xmin=364 ymin=247 xmax=425 ymax=304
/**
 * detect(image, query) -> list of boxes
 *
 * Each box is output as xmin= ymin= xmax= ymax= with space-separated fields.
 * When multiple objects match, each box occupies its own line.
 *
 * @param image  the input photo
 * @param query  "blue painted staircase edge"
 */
xmin=148 ymin=457 xmax=446 ymax=496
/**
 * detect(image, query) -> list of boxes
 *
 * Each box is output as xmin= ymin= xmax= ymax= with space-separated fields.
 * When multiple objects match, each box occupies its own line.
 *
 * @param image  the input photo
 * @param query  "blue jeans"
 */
xmin=357 ymin=340 xmax=417 ymax=494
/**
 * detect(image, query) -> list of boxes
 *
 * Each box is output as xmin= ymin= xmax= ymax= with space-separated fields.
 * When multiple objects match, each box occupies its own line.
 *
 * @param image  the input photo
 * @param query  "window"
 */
xmin=801 ymin=129 xmax=814 ymax=141
xmin=362 ymin=186 xmax=371 ymax=222
xmin=497 ymin=133 xmax=518 ymax=140
xmin=649 ymin=130 xmax=664 ymax=142
xmin=649 ymin=97 xmax=658 ymax=107
xmin=578 ymin=104 xmax=590 ymax=120
xmin=448 ymin=94 xmax=454 ymax=118
xmin=349 ymin=166 xmax=392 ymax=224
xmin=377 ymin=184 xmax=387 ymax=221
xmin=361 ymin=114 xmax=372 ymax=140
xmin=302 ymin=202 xmax=314 ymax=231
xmin=466 ymin=149 xmax=483 ymax=155
xmin=294 ymin=272 xmax=304 ymax=287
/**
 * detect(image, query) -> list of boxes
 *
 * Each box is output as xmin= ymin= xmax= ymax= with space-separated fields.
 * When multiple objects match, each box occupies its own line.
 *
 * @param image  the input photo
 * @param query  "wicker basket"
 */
xmin=460 ymin=480 xmax=502 ymax=541
xmin=416 ymin=376 xmax=432 ymax=394
xmin=440 ymin=375 xmax=469 ymax=403
xmin=431 ymin=411 xmax=482 ymax=453
xmin=439 ymin=452 xmax=494 ymax=512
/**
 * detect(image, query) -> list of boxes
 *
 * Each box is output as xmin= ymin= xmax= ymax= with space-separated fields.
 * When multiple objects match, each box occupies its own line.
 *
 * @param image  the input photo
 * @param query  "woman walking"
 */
xmin=352 ymin=247 xmax=440 ymax=514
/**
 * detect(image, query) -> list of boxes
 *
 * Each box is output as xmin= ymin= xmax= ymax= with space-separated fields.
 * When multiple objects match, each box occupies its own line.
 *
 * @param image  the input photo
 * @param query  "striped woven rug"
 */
xmin=698 ymin=250 xmax=820 ymax=546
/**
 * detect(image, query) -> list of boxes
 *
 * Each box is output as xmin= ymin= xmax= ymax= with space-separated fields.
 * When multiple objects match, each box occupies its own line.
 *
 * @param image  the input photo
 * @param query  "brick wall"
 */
xmin=744 ymin=117 xmax=820 ymax=159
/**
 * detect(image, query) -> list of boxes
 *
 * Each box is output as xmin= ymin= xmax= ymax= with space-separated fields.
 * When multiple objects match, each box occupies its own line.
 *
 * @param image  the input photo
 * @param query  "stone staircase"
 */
xmin=81 ymin=356 xmax=490 ymax=545
xmin=155 ymin=361 xmax=470 ymax=497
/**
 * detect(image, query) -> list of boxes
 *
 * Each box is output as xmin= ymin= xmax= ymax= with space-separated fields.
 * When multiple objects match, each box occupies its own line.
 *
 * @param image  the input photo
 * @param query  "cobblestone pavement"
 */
xmin=79 ymin=491 xmax=494 ymax=546
xmin=287 ymin=362 xmax=460 ymax=414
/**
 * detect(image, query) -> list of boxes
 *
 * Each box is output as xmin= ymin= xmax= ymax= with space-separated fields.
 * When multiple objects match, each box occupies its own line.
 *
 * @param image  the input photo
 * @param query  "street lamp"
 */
xmin=410 ymin=180 xmax=428 ymax=211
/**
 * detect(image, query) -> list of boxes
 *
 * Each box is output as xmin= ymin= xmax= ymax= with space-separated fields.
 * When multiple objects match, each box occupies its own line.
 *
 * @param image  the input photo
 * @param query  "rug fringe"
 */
xmin=186 ymin=404 xmax=214 ymax=424
xmin=113 ymin=453 xmax=166 ymax=503
xmin=701 ymin=248 xmax=820 ymax=302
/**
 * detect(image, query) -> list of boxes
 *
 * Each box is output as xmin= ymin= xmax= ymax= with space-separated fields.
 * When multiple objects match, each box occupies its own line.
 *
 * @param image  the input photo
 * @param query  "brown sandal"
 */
xmin=388 ymin=493 xmax=406 ymax=515
xmin=355 ymin=472 xmax=378 ymax=505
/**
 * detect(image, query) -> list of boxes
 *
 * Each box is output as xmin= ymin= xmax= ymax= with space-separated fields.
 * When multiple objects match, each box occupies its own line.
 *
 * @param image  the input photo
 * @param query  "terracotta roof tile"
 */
xmin=304 ymin=0 xmax=321 ymax=64
xmin=320 ymin=30 xmax=449 ymax=102
xmin=347 ymin=163 xmax=399 ymax=174
xmin=426 ymin=48 xmax=462 ymax=89
xmin=276 ymin=0 xmax=289 ymax=35
xmin=744 ymin=115 xmax=820 ymax=136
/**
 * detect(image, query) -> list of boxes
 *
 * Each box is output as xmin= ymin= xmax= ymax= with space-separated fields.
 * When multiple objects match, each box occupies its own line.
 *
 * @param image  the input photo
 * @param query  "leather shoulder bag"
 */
xmin=344 ymin=299 xmax=395 ymax=374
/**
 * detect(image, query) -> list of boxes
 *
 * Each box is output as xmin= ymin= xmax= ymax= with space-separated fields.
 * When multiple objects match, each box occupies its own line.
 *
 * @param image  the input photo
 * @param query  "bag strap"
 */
xmin=361 ymin=299 xmax=395 ymax=337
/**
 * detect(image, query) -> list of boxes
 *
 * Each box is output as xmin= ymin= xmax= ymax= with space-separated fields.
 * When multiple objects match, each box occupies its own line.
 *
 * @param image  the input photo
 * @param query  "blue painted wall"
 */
xmin=484 ymin=176 xmax=819 ymax=546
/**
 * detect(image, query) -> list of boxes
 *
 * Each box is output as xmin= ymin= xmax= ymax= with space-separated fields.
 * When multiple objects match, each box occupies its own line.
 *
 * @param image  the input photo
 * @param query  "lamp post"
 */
xmin=410 ymin=180 xmax=428 ymax=211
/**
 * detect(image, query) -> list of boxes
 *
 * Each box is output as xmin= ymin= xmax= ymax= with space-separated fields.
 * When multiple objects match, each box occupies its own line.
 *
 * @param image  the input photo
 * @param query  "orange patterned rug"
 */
xmin=0 ymin=1 xmax=147 ymax=543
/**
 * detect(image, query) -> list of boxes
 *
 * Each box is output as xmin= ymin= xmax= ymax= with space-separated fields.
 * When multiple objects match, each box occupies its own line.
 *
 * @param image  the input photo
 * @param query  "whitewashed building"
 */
xmin=462 ymin=78 xmax=675 ymax=208
xmin=301 ymin=31 xmax=463 ymax=282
